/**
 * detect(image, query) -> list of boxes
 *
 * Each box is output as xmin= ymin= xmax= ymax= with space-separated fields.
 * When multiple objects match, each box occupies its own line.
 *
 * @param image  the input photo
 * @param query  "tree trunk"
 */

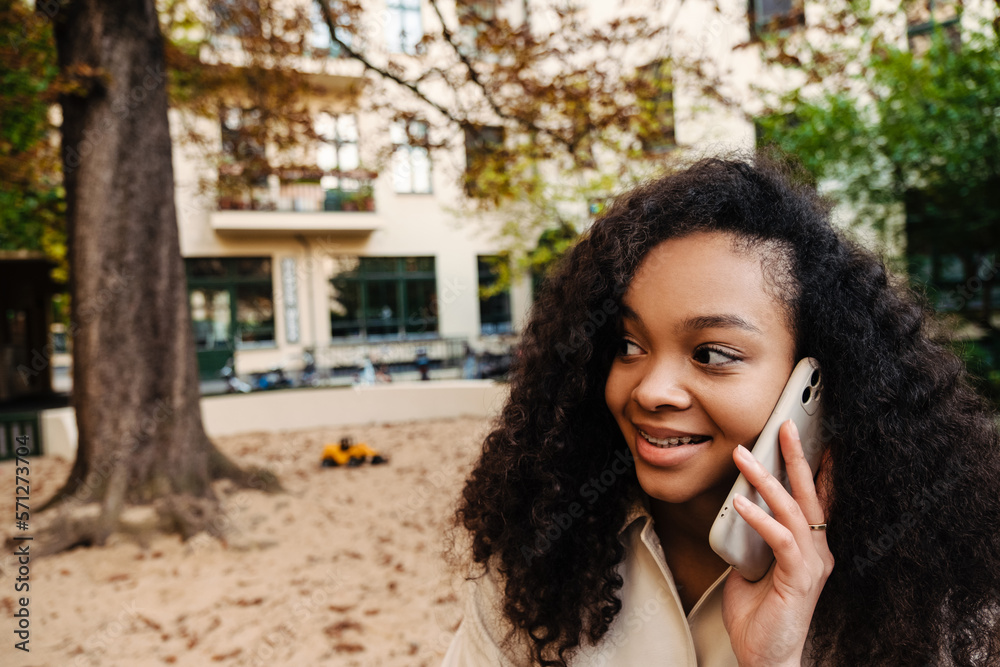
xmin=42 ymin=0 xmax=278 ymax=552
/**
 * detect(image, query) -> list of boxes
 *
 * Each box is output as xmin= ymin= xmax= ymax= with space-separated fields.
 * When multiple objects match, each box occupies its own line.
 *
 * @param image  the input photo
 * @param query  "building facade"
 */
xmin=171 ymin=0 xmax=758 ymax=382
xmin=171 ymin=0 xmax=970 ymax=382
xmin=172 ymin=48 xmax=532 ymax=382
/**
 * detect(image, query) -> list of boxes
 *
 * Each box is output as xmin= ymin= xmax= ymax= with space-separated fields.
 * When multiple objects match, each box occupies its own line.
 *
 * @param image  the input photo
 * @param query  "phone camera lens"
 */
xmin=810 ymin=369 xmax=820 ymax=386
xmin=802 ymin=386 xmax=812 ymax=403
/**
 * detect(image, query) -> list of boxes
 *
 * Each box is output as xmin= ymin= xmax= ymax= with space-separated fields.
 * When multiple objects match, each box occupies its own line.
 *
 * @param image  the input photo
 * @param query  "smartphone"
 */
xmin=708 ymin=357 xmax=825 ymax=582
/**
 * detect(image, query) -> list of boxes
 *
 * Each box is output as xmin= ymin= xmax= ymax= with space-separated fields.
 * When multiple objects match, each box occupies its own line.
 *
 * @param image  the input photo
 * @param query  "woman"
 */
xmin=443 ymin=155 xmax=1000 ymax=665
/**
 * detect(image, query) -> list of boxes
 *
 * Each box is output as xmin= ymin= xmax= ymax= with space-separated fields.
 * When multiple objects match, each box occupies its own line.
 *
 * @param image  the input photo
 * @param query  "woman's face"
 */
xmin=604 ymin=231 xmax=797 ymax=510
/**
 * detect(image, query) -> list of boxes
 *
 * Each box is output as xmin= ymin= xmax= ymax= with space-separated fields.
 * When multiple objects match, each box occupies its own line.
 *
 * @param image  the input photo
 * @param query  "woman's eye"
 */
xmin=618 ymin=339 xmax=643 ymax=356
xmin=693 ymin=345 xmax=740 ymax=366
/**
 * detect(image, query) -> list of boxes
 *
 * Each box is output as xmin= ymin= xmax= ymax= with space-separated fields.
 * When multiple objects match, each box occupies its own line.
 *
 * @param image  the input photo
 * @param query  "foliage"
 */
xmin=756 ymin=7 xmax=1000 ymax=404
xmin=954 ymin=334 xmax=1000 ymax=407
xmin=0 ymin=0 xmax=66 ymax=281
xmin=757 ymin=20 xmax=1000 ymax=243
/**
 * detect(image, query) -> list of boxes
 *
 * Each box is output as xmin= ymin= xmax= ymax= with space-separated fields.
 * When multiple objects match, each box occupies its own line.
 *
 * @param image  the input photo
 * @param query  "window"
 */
xmin=905 ymin=186 xmax=995 ymax=314
xmin=478 ymin=256 xmax=512 ymax=335
xmin=329 ymin=256 xmax=437 ymax=339
xmin=456 ymin=0 xmax=496 ymax=26
xmin=748 ymin=0 xmax=804 ymax=39
xmin=463 ymin=125 xmax=504 ymax=198
xmin=235 ymin=283 xmax=275 ymax=344
xmin=634 ymin=60 xmax=675 ymax=155
xmin=906 ymin=0 xmax=961 ymax=55
xmin=273 ymin=113 xmax=370 ymax=212
xmin=315 ymin=112 xmax=360 ymax=191
xmin=210 ymin=0 xmax=261 ymax=38
xmin=386 ymin=0 xmax=422 ymax=54
xmin=220 ymin=107 xmax=267 ymax=188
xmin=308 ymin=1 xmax=353 ymax=58
xmin=185 ymin=257 xmax=275 ymax=349
xmin=391 ymin=120 xmax=432 ymax=193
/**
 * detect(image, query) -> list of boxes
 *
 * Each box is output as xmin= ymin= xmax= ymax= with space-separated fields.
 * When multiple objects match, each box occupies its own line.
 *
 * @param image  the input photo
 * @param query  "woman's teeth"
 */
xmin=639 ymin=430 xmax=709 ymax=448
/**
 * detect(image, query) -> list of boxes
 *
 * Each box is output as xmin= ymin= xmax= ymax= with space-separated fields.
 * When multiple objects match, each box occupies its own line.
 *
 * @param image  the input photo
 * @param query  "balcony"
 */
xmin=210 ymin=170 xmax=382 ymax=236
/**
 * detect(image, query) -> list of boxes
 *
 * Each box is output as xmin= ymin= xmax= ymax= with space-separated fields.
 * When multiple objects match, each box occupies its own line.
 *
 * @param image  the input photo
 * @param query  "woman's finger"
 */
xmin=731 ymin=492 xmax=808 ymax=583
xmin=733 ymin=442 xmax=815 ymax=548
xmin=777 ymin=419 xmax=826 ymax=526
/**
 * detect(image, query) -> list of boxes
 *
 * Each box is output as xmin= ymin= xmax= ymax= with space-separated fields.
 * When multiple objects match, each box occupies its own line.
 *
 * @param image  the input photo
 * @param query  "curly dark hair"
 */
xmin=454 ymin=154 xmax=1000 ymax=665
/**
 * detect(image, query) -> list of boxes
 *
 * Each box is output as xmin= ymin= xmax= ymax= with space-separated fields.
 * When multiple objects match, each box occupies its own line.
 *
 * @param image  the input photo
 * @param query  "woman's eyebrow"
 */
xmin=681 ymin=314 xmax=762 ymax=335
xmin=621 ymin=304 xmax=762 ymax=335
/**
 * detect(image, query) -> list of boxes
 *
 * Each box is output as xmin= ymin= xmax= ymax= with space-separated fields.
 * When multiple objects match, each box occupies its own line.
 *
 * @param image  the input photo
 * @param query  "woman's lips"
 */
xmin=638 ymin=429 xmax=710 ymax=447
xmin=634 ymin=430 xmax=712 ymax=467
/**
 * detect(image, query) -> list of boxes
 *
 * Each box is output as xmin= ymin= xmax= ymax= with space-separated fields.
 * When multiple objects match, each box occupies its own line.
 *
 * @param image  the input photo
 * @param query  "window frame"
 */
xmin=219 ymin=107 xmax=268 ymax=189
xmin=456 ymin=0 xmax=497 ymax=56
xmin=905 ymin=0 xmax=961 ymax=54
xmin=477 ymin=255 xmax=512 ymax=335
xmin=209 ymin=0 xmax=262 ymax=38
xmin=329 ymin=256 xmax=438 ymax=340
xmin=386 ymin=0 xmax=423 ymax=54
xmin=634 ymin=59 xmax=676 ymax=156
xmin=391 ymin=119 xmax=433 ymax=194
xmin=748 ymin=0 xmax=805 ymax=40
xmin=307 ymin=1 xmax=354 ymax=58
xmin=463 ymin=124 xmax=505 ymax=198
xmin=185 ymin=257 xmax=276 ymax=350
xmin=315 ymin=112 xmax=361 ymax=191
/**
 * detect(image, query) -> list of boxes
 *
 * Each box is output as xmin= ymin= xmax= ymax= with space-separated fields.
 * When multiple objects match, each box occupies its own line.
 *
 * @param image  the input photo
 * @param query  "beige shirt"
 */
xmin=441 ymin=497 xmax=740 ymax=666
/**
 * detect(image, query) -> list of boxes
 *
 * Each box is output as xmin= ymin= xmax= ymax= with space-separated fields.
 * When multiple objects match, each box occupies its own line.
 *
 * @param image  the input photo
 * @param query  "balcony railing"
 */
xmin=217 ymin=169 xmax=376 ymax=213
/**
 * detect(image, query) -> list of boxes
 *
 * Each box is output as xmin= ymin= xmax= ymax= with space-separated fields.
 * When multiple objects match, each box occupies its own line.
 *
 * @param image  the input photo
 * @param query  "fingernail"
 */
xmin=733 ymin=493 xmax=747 ymax=508
xmin=735 ymin=444 xmax=752 ymax=461
xmin=788 ymin=419 xmax=800 ymax=439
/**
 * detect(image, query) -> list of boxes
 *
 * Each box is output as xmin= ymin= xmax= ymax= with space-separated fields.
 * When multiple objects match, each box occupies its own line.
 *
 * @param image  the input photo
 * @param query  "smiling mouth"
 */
xmin=638 ymin=430 xmax=712 ymax=448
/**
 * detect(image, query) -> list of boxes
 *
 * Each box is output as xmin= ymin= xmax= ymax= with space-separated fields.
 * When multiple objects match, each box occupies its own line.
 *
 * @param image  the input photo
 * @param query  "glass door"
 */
xmin=190 ymin=288 xmax=233 ymax=379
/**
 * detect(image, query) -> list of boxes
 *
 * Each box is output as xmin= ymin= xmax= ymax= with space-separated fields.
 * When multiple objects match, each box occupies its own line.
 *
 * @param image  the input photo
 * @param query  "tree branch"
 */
xmin=425 ymin=0 xmax=572 ymax=149
xmin=314 ymin=0 xmax=578 ymax=152
xmin=316 ymin=0 xmax=456 ymax=125
xmin=314 ymin=0 xmax=454 ymax=121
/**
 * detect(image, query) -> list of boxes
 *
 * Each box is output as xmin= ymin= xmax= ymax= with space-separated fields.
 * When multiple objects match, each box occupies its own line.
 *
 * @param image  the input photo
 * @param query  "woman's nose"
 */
xmin=632 ymin=360 xmax=693 ymax=412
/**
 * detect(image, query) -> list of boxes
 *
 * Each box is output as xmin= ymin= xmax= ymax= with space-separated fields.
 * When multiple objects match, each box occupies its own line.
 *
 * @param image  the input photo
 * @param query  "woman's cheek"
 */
xmin=721 ymin=396 xmax=773 ymax=446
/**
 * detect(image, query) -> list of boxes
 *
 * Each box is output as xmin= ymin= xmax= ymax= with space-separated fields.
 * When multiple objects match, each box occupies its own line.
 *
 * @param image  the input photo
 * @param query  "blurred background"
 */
xmin=0 ymin=0 xmax=997 ymax=664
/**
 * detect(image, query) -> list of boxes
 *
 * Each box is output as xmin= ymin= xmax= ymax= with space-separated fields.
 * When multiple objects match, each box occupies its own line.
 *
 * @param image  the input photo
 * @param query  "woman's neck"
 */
xmin=649 ymin=491 xmax=732 ymax=614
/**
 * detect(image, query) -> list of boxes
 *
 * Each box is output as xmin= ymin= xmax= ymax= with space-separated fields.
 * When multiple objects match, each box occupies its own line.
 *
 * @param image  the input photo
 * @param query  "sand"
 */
xmin=0 ymin=416 xmax=490 ymax=667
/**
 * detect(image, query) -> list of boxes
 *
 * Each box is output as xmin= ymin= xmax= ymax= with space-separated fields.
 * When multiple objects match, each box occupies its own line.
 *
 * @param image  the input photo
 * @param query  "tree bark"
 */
xmin=42 ymin=0 xmax=278 ymax=551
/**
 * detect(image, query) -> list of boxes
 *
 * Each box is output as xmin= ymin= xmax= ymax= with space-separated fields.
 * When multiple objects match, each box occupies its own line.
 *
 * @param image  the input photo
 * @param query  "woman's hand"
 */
xmin=721 ymin=419 xmax=835 ymax=667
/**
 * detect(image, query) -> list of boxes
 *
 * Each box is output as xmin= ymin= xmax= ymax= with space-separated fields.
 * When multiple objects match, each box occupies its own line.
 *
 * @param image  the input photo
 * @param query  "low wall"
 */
xmin=40 ymin=407 xmax=77 ymax=460
xmin=38 ymin=380 xmax=509 ymax=458
xmin=201 ymin=380 xmax=508 ymax=436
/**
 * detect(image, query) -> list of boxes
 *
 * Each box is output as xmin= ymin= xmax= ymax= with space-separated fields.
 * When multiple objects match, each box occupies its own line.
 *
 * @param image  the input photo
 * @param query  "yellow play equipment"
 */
xmin=321 ymin=436 xmax=388 ymax=467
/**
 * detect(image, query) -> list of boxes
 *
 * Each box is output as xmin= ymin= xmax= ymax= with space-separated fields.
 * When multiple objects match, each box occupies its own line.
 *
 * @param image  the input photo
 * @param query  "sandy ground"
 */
xmin=0 ymin=416 xmax=490 ymax=667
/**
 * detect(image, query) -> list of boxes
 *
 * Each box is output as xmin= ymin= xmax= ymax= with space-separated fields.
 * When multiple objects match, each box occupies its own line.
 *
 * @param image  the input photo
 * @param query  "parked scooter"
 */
xmin=220 ymin=357 xmax=252 ymax=394
xmin=299 ymin=349 xmax=320 ymax=387
xmin=251 ymin=365 xmax=293 ymax=390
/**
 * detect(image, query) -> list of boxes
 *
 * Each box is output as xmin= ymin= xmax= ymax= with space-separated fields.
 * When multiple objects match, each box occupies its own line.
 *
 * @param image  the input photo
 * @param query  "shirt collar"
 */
xmin=618 ymin=488 xmax=653 ymax=537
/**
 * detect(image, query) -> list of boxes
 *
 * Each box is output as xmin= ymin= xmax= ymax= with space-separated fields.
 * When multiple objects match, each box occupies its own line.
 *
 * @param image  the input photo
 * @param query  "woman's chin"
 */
xmin=635 ymin=466 xmax=739 ymax=509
